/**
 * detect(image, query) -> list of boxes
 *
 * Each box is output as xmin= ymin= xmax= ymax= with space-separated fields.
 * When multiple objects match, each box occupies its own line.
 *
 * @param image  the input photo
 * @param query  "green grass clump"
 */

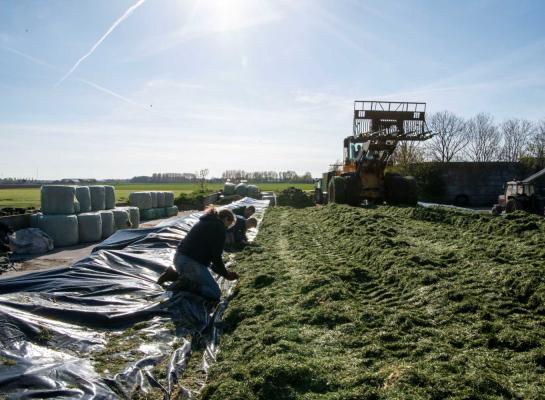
xmin=199 ymin=204 xmax=545 ymax=399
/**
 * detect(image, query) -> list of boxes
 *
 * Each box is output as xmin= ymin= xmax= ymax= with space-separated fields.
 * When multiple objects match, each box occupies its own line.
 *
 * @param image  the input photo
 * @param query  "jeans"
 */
xmin=174 ymin=253 xmax=221 ymax=300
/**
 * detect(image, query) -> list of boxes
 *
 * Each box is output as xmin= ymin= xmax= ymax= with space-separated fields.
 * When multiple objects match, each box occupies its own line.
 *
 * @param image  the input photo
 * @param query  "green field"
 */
xmin=0 ymin=183 xmax=314 ymax=209
xmin=179 ymin=205 xmax=545 ymax=399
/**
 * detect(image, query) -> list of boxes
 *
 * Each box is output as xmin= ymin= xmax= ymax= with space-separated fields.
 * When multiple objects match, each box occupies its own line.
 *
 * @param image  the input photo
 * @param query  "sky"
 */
xmin=1 ymin=0 xmax=544 ymax=180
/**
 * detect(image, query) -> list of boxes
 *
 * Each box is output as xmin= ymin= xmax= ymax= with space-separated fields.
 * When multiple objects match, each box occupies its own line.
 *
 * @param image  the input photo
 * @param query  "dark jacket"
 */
xmin=232 ymin=206 xmax=246 ymax=217
xmin=177 ymin=214 xmax=228 ymax=277
xmin=227 ymin=215 xmax=247 ymax=243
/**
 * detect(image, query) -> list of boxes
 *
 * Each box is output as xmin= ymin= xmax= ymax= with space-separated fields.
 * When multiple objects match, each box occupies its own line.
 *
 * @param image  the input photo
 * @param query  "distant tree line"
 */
xmin=221 ymin=170 xmax=314 ymax=183
xmin=392 ymin=112 xmax=545 ymax=169
xmin=131 ymin=172 xmax=197 ymax=183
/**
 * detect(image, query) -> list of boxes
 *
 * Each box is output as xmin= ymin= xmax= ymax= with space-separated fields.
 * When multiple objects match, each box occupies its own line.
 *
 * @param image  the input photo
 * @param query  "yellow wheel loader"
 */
xmin=315 ymin=100 xmax=433 ymax=206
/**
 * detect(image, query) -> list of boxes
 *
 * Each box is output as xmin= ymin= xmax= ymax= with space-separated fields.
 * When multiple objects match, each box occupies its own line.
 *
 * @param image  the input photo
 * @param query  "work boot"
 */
xmin=167 ymin=277 xmax=202 ymax=295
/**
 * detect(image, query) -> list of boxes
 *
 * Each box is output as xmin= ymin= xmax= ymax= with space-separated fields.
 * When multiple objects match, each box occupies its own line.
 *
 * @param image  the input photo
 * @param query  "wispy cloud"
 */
xmin=57 ymin=0 xmax=147 ymax=85
xmin=1 ymin=45 xmax=148 ymax=110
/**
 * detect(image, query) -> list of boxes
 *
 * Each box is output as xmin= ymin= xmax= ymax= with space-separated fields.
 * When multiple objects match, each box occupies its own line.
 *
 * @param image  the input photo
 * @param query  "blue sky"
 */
xmin=1 ymin=0 xmax=544 ymax=179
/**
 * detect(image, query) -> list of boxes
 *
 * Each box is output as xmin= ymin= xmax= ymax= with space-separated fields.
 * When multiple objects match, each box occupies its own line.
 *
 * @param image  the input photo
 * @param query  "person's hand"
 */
xmin=225 ymin=271 xmax=239 ymax=280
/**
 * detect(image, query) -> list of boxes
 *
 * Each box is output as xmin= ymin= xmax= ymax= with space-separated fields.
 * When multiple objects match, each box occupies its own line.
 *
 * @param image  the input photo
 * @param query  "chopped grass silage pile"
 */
xmin=199 ymin=205 xmax=545 ymax=399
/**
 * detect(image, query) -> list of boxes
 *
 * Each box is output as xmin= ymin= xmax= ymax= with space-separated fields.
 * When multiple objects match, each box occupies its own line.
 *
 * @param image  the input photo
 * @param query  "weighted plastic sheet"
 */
xmin=0 ymin=198 xmax=269 ymax=399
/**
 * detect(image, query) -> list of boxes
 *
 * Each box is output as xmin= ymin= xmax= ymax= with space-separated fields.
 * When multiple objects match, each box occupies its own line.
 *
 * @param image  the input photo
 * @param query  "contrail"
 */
xmin=1 ymin=45 xmax=149 ymax=110
xmin=57 ymin=0 xmax=147 ymax=86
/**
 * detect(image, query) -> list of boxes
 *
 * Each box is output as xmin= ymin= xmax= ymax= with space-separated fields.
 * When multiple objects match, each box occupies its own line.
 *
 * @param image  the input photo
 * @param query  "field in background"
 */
xmin=0 ymin=183 xmax=314 ymax=208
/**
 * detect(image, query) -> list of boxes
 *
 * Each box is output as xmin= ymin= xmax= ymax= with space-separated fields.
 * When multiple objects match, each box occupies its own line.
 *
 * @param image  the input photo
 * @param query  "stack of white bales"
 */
xmin=129 ymin=191 xmax=177 ymax=220
xmin=31 ymin=185 xmax=138 ymax=248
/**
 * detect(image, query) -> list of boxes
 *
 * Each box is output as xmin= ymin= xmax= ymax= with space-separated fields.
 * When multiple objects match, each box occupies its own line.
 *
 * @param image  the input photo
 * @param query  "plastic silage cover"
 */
xmin=224 ymin=182 xmax=236 ymax=195
xmin=30 ymin=214 xmax=79 ymax=247
xmin=8 ymin=228 xmax=54 ymax=255
xmin=77 ymin=212 xmax=103 ymax=243
xmin=98 ymin=210 xmax=115 ymax=239
xmin=40 ymin=185 xmax=78 ymax=215
xmin=164 ymin=191 xmax=175 ymax=207
xmin=129 ymin=192 xmax=152 ymax=210
xmin=75 ymin=186 xmax=91 ymax=213
xmin=150 ymin=191 xmax=158 ymax=208
xmin=165 ymin=206 xmax=179 ymax=217
xmin=104 ymin=185 xmax=116 ymax=210
xmin=112 ymin=208 xmax=131 ymax=230
xmin=156 ymin=191 xmax=166 ymax=208
xmin=235 ymin=182 xmax=248 ymax=196
xmin=0 ymin=198 xmax=269 ymax=399
xmin=90 ymin=186 xmax=106 ymax=211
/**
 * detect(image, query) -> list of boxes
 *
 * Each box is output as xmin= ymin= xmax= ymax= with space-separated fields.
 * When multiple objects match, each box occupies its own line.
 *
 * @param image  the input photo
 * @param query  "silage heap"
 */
xmin=0 ymin=198 xmax=269 ymax=399
xmin=202 ymin=205 xmax=545 ymax=399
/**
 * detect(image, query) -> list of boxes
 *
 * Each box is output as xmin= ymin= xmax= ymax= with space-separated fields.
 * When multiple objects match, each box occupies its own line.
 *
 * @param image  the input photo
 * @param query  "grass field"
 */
xmin=0 ymin=183 xmax=314 ymax=208
xmin=182 ymin=205 xmax=545 ymax=399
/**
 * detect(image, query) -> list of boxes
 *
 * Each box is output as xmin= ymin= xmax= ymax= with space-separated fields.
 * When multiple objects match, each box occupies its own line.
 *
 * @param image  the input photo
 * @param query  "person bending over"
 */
xmin=157 ymin=207 xmax=238 ymax=300
xmin=231 ymin=205 xmax=255 ymax=219
xmin=226 ymin=216 xmax=258 ymax=248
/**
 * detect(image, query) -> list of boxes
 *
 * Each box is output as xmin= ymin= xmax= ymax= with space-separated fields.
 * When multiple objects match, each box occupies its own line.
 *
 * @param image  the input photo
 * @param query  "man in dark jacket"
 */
xmin=231 ymin=205 xmax=255 ymax=219
xmin=157 ymin=208 xmax=238 ymax=300
xmin=226 ymin=216 xmax=257 ymax=247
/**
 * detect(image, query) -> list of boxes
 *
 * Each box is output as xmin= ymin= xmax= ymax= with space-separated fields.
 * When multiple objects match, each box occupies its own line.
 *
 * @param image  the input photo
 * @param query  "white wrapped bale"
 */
xmin=150 ymin=191 xmax=158 ymax=208
xmin=104 ymin=185 xmax=116 ymax=210
xmin=123 ymin=206 xmax=140 ymax=228
xmin=112 ymin=208 xmax=131 ymax=230
xmin=165 ymin=206 xmax=178 ymax=217
xmin=76 ymin=186 xmax=91 ymax=213
xmin=40 ymin=185 xmax=78 ymax=215
xmin=224 ymin=182 xmax=236 ymax=195
xmin=235 ymin=183 xmax=248 ymax=196
xmin=156 ymin=207 xmax=166 ymax=218
xmin=247 ymin=185 xmax=260 ymax=199
xmin=164 ymin=192 xmax=174 ymax=207
xmin=98 ymin=210 xmax=115 ymax=239
xmin=30 ymin=213 xmax=42 ymax=228
xmin=156 ymin=191 xmax=166 ymax=208
xmin=89 ymin=186 xmax=106 ymax=211
xmin=129 ymin=192 xmax=152 ymax=210
xmin=31 ymin=214 xmax=79 ymax=247
xmin=77 ymin=212 xmax=102 ymax=243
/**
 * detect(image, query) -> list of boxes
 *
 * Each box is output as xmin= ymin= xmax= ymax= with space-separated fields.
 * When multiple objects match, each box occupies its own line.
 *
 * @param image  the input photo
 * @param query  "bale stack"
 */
xmin=35 ymin=184 xmax=127 ymax=248
xmin=128 ymin=191 xmax=177 ymax=221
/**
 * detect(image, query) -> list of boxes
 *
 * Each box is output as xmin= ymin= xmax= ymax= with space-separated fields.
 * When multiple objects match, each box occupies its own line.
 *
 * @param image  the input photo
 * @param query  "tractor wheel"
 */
xmin=491 ymin=204 xmax=503 ymax=216
xmin=328 ymin=176 xmax=346 ymax=204
xmin=505 ymin=198 xmax=522 ymax=213
xmin=385 ymin=174 xmax=418 ymax=206
xmin=314 ymin=188 xmax=324 ymax=204
xmin=344 ymin=175 xmax=362 ymax=206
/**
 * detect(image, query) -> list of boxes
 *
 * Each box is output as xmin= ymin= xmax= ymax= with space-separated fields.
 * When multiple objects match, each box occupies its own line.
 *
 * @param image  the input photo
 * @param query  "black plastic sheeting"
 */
xmin=0 ymin=198 xmax=269 ymax=399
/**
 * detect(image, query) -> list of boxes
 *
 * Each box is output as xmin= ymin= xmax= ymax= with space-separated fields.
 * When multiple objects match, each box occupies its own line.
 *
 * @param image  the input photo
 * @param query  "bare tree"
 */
xmin=464 ymin=113 xmax=501 ymax=162
xmin=197 ymin=169 xmax=209 ymax=192
xmin=499 ymin=118 xmax=533 ymax=162
xmin=391 ymin=141 xmax=425 ymax=170
xmin=426 ymin=111 xmax=468 ymax=162
xmin=527 ymin=119 xmax=545 ymax=168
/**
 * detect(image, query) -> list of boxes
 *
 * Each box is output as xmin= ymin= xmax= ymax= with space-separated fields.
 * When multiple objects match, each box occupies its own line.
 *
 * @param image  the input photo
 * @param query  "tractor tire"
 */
xmin=344 ymin=175 xmax=362 ymax=206
xmin=505 ymin=198 xmax=522 ymax=213
xmin=385 ymin=174 xmax=418 ymax=206
xmin=314 ymin=188 xmax=324 ymax=204
xmin=328 ymin=176 xmax=346 ymax=204
xmin=491 ymin=204 xmax=503 ymax=216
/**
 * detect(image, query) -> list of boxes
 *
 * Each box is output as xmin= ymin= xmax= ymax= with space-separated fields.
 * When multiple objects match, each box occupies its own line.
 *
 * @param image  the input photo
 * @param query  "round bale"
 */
xmin=98 ymin=210 xmax=115 ymax=239
xmin=76 ymin=186 xmax=91 ymax=213
xmin=129 ymin=192 xmax=152 ymax=210
xmin=40 ymin=185 xmax=78 ymax=215
xmin=104 ymin=186 xmax=116 ymax=210
xmin=32 ymin=214 xmax=79 ymax=247
xmin=77 ymin=212 xmax=102 ymax=243
xmin=89 ymin=186 xmax=106 ymax=211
